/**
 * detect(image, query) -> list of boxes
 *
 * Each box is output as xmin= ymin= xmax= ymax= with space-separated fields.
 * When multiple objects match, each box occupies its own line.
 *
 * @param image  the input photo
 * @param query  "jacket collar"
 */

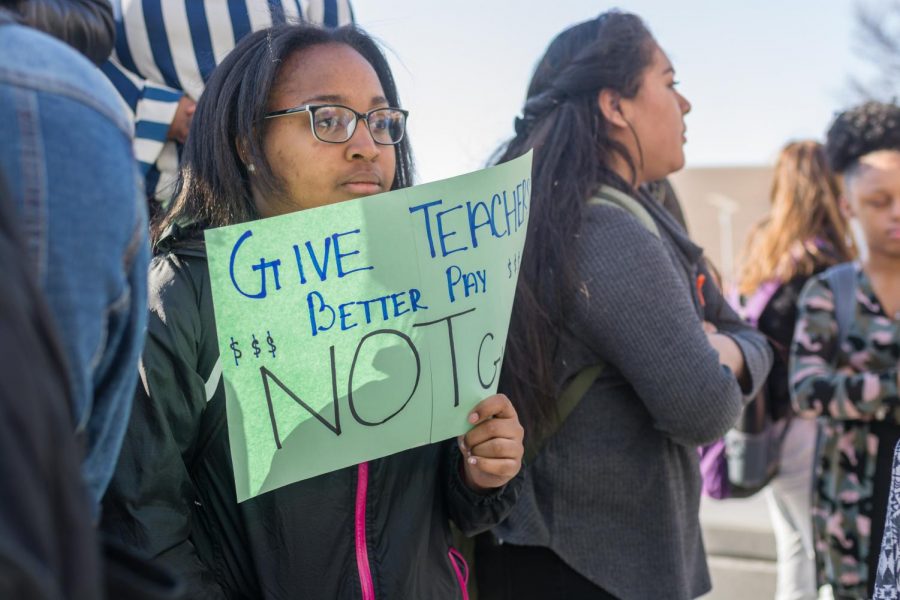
xmin=634 ymin=186 xmax=704 ymax=265
xmin=156 ymin=222 xmax=207 ymax=258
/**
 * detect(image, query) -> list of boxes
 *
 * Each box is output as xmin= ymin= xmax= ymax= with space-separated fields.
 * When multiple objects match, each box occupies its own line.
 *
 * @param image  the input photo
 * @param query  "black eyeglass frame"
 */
xmin=263 ymin=103 xmax=409 ymax=146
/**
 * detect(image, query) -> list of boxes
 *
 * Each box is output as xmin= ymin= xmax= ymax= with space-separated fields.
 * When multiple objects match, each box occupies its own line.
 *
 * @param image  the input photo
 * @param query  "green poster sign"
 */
xmin=205 ymin=152 xmax=532 ymax=501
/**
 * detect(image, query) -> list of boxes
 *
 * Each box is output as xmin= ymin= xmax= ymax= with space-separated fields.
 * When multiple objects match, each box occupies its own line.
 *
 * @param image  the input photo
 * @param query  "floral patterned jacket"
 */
xmin=790 ymin=263 xmax=900 ymax=598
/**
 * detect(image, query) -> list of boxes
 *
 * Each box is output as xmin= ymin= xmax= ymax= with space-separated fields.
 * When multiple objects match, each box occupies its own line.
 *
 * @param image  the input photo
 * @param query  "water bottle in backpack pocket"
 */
xmin=699 ymin=381 xmax=790 ymax=499
xmin=723 ymin=385 xmax=790 ymax=498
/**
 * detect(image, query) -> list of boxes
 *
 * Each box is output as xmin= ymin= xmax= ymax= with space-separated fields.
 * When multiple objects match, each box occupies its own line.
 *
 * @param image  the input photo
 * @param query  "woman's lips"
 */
xmin=342 ymin=181 xmax=382 ymax=195
xmin=341 ymin=171 xmax=383 ymax=195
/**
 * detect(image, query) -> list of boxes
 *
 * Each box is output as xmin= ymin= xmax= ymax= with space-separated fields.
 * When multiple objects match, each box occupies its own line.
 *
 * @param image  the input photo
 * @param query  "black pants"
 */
xmin=474 ymin=535 xmax=619 ymax=600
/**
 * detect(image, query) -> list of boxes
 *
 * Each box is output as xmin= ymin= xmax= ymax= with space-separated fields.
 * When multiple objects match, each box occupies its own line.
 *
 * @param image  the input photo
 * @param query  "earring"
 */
xmin=248 ymin=164 xmax=256 ymax=173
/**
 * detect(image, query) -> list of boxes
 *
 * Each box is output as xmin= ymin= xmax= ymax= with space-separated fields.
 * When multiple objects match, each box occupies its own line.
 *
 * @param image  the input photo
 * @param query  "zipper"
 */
xmin=447 ymin=547 xmax=470 ymax=600
xmin=355 ymin=462 xmax=375 ymax=600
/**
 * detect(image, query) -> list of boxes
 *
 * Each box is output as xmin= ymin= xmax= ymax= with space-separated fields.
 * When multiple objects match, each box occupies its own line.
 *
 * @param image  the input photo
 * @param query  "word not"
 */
xmin=446 ymin=266 xmax=486 ymax=303
xmin=408 ymin=178 xmax=530 ymax=259
xmin=261 ymin=307 xmax=505 ymax=448
xmin=229 ymin=228 xmax=373 ymax=299
xmin=307 ymin=288 xmax=428 ymax=337
xmin=230 ymin=332 xmax=277 ymax=366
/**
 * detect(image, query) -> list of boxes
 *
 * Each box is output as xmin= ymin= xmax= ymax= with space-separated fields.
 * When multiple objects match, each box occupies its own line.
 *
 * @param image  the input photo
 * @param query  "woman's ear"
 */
xmin=840 ymin=194 xmax=855 ymax=220
xmin=837 ymin=174 xmax=855 ymax=219
xmin=598 ymin=89 xmax=628 ymax=129
xmin=236 ymin=138 xmax=254 ymax=173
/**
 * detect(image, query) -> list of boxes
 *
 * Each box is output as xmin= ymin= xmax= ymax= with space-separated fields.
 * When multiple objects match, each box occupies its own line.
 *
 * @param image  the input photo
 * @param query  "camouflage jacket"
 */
xmin=790 ymin=263 xmax=900 ymax=598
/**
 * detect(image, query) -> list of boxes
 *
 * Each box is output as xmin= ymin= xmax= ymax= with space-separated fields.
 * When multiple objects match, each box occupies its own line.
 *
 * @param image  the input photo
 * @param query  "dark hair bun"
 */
xmin=826 ymin=101 xmax=900 ymax=173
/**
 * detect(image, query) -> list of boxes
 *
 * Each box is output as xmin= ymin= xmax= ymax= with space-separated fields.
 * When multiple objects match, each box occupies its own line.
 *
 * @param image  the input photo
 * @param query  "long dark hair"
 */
xmin=497 ymin=11 xmax=656 ymax=439
xmin=153 ymin=24 xmax=414 ymax=246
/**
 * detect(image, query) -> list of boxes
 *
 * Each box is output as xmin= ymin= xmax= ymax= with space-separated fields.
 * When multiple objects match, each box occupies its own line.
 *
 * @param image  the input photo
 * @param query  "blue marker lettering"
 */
xmin=408 ymin=199 xmax=444 ymax=258
xmin=305 ymin=237 xmax=331 ymax=282
xmin=292 ymin=244 xmax=307 ymax=285
xmin=338 ymin=301 xmax=357 ymax=331
xmin=334 ymin=229 xmax=374 ymax=278
xmin=490 ymin=193 xmax=507 ymax=238
xmin=391 ymin=292 xmax=409 ymax=317
xmin=446 ymin=265 xmax=463 ymax=303
xmin=409 ymin=288 xmax=428 ymax=311
xmin=229 ymin=229 xmax=281 ymax=299
xmin=306 ymin=291 xmax=336 ymax=336
xmin=436 ymin=204 xmax=468 ymax=257
xmin=466 ymin=200 xmax=496 ymax=248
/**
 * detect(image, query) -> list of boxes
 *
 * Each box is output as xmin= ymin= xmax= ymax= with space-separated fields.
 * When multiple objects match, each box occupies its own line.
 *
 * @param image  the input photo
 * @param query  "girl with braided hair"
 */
xmin=476 ymin=10 xmax=773 ymax=600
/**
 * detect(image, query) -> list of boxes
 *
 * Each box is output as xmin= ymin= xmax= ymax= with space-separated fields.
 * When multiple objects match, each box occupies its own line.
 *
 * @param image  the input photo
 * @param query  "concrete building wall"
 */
xmin=669 ymin=166 xmax=774 ymax=289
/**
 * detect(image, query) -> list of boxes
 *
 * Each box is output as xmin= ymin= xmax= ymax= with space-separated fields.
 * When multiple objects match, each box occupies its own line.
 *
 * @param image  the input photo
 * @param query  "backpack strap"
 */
xmin=524 ymin=187 xmax=660 ymax=463
xmin=738 ymin=279 xmax=781 ymax=328
xmin=524 ymin=364 xmax=604 ymax=464
xmin=591 ymin=185 xmax=661 ymax=238
xmin=823 ymin=262 xmax=857 ymax=350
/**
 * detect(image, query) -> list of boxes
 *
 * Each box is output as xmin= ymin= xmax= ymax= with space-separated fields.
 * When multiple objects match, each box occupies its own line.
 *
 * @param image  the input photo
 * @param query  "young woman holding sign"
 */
xmin=101 ymin=24 xmax=524 ymax=599
xmin=478 ymin=11 xmax=773 ymax=600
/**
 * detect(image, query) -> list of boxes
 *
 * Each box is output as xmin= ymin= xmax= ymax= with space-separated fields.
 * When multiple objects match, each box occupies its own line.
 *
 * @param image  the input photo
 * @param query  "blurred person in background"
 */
xmin=102 ymin=0 xmax=353 ymax=211
xmin=736 ymin=140 xmax=856 ymax=600
xmin=791 ymin=101 xmax=900 ymax=600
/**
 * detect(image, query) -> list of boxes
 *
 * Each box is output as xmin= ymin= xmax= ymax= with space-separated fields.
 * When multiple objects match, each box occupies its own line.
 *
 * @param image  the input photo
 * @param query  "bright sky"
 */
xmin=352 ymin=0 xmax=869 ymax=184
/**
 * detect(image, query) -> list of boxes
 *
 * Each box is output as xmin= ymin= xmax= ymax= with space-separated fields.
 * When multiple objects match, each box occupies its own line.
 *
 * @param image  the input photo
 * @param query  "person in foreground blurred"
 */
xmin=0 ymin=0 xmax=149 ymax=514
xmin=102 ymin=0 xmax=354 ymax=208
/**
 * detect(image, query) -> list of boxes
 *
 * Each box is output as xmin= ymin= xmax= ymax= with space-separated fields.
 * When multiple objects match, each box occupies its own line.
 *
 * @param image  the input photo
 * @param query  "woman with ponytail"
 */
xmin=478 ymin=11 xmax=773 ymax=600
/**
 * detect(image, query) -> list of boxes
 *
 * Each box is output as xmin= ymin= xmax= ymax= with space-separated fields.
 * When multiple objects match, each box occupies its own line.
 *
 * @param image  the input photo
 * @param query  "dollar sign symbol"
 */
xmin=230 ymin=337 xmax=241 ymax=366
xmin=252 ymin=334 xmax=261 ymax=358
xmin=266 ymin=331 xmax=277 ymax=358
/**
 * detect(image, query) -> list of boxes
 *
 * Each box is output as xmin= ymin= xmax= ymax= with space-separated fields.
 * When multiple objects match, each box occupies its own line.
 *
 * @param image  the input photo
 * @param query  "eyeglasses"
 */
xmin=264 ymin=104 xmax=409 ymax=145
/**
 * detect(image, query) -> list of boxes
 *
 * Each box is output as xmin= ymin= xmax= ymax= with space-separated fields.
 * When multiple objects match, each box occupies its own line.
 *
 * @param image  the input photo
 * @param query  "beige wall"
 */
xmin=669 ymin=166 xmax=773 ymax=288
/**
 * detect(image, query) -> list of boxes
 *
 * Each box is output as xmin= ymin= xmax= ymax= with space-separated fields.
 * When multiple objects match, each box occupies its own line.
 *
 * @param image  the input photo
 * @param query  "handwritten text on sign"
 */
xmin=205 ymin=152 xmax=531 ymax=501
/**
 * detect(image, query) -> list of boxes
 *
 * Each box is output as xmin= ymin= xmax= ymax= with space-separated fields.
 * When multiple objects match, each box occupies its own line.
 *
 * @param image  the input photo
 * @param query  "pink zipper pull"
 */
xmin=355 ymin=462 xmax=375 ymax=600
xmin=448 ymin=547 xmax=470 ymax=600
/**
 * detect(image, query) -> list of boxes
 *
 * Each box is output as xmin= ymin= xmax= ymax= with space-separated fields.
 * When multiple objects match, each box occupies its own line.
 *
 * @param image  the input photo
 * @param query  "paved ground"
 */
xmin=698 ymin=492 xmax=778 ymax=600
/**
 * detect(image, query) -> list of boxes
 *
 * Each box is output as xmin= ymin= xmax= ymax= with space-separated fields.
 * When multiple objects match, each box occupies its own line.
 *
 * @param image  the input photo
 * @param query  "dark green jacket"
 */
xmin=101 ymin=225 xmax=522 ymax=599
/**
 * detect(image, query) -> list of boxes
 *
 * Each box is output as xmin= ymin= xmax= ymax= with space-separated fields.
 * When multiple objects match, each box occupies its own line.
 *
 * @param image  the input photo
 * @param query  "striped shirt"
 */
xmin=102 ymin=0 xmax=354 ymax=202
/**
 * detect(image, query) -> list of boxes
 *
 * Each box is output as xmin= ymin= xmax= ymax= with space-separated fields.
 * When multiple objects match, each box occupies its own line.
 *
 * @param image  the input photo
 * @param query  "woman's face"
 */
xmin=845 ymin=150 xmax=900 ymax=260
xmin=618 ymin=44 xmax=691 ymax=185
xmin=253 ymin=43 xmax=397 ymax=217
